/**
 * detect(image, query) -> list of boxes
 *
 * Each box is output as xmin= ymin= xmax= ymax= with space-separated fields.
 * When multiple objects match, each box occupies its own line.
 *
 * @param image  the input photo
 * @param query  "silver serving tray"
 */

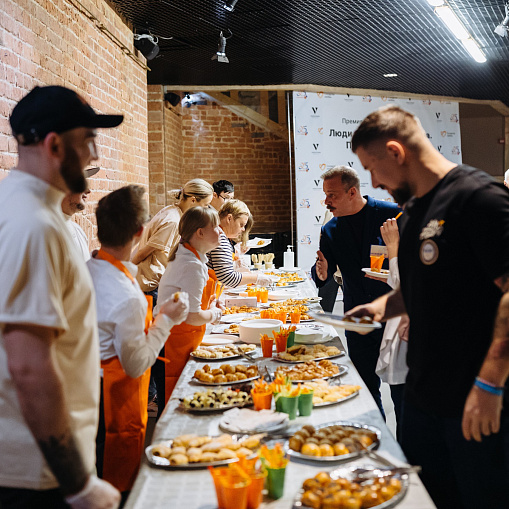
xmin=274 ymin=364 xmax=349 ymax=383
xmin=180 ymin=401 xmax=253 ymax=413
xmin=274 ymin=351 xmax=345 ymax=364
xmin=286 ymin=421 xmax=381 ymax=463
xmin=313 ymin=389 xmax=360 ymax=407
xmin=146 ymin=436 xmax=255 ymax=470
xmin=192 ymin=374 xmax=260 ymax=386
xmin=190 ymin=346 xmax=256 ymax=362
xmin=293 ymin=464 xmax=409 ymax=509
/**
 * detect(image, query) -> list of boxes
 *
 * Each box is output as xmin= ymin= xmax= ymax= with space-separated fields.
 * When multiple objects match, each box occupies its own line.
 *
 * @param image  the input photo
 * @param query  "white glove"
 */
xmin=158 ymin=292 xmax=189 ymax=325
xmin=209 ymin=307 xmax=223 ymax=324
xmin=256 ymin=273 xmax=273 ymax=287
xmin=65 ymin=475 xmax=120 ymax=509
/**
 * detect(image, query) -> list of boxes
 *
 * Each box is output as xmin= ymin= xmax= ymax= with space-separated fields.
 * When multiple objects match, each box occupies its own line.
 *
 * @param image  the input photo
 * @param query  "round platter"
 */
xmin=211 ymin=324 xmax=240 ymax=334
xmin=246 ymin=237 xmax=271 ymax=248
xmin=192 ymin=374 xmax=260 ymax=386
xmin=309 ymin=311 xmax=382 ymax=334
xmin=274 ymin=351 xmax=345 ymax=364
xmin=293 ymin=464 xmax=409 ymax=509
xmin=146 ymin=437 xmax=256 ymax=470
xmin=286 ymin=421 xmax=381 ymax=463
xmin=274 ymin=364 xmax=349 ymax=383
xmin=179 ymin=401 xmax=253 ymax=413
xmin=362 ymin=268 xmax=390 ymax=280
xmin=313 ymin=389 xmax=360 ymax=408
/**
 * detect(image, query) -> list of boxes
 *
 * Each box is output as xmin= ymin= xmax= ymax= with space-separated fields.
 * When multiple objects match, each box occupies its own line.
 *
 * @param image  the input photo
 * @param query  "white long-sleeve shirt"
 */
xmin=64 ymin=214 xmax=90 ymax=262
xmin=87 ymin=257 xmax=174 ymax=378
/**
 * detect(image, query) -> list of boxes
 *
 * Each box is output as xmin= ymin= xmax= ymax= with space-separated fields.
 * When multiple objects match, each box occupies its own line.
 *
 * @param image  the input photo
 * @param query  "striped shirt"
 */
xmin=207 ymin=231 xmax=243 ymax=287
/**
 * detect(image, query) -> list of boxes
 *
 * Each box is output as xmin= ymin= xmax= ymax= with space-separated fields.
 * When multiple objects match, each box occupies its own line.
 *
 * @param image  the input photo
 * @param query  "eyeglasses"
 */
xmin=219 ymin=193 xmax=233 ymax=202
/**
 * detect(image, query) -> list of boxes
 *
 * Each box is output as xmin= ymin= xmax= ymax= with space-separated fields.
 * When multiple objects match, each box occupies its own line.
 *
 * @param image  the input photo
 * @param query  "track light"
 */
xmin=134 ymin=34 xmax=159 ymax=60
xmin=223 ymin=0 xmax=238 ymax=12
xmin=494 ymin=2 xmax=509 ymax=37
xmin=211 ymin=31 xmax=229 ymax=63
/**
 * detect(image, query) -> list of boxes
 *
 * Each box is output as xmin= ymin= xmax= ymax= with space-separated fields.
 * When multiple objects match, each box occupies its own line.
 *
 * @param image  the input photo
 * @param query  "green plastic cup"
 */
xmin=266 ymin=466 xmax=286 ymax=499
xmin=278 ymin=395 xmax=298 ymax=420
xmin=286 ymin=330 xmax=295 ymax=348
xmin=298 ymin=391 xmax=314 ymax=416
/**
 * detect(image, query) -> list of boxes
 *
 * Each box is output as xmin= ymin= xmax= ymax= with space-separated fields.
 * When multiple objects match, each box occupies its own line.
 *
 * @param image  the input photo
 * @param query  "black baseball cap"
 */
xmin=10 ymin=86 xmax=124 ymax=145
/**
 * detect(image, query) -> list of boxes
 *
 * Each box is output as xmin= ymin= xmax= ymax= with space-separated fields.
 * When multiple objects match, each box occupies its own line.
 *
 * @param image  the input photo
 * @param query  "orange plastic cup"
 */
xmin=260 ymin=287 xmax=269 ymax=304
xmin=255 ymin=288 xmax=262 ymax=303
xmin=290 ymin=310 xmax=301 ymax=324
xmin=261 ymin=337 xmax=274 ymax=357
xmin=219 ymin=477 xmax=251 ymax=509
xmin=370 ymin=254 xmax=385 ymax=272
xmin=275 ymin=335 xmax=287 ymax=353
xmin=251 ymin=389 xmax=272 ymax=410
xmin=247 ymin=287 xmax=257 ymax=298
xmin=247 ymin=470 xmax=268 ymax=509
xmin=276 ymin=311 xmax=287 ymax=323
xmin=210 ymin=467 xmax=229 ymax=508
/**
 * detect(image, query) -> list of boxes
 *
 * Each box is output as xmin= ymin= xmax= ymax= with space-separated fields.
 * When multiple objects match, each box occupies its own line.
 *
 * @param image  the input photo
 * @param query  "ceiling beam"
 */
xmin=165 ymin=84 xmax=509 ymax=117
xmin=201 ymin=92 xmax=289 ymax=140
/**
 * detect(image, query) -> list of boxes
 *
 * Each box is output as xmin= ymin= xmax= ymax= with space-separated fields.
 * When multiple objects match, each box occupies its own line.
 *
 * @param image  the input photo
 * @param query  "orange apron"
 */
xmin=96 ymin=249 xmax=153 ymax=492
xmin=163 ymin=243 xmax=217 ymax=403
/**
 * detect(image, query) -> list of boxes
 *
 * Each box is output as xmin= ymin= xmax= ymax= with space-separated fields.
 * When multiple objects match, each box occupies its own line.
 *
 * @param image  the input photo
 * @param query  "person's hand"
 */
xmin=158 ymin=292 xmax=189 ymax=325
xmin=256 ymin=273 xmax=273 ymax=287
xmin=209 ymin=307 xmax=223 ymax=324
xmin=380 ymin=219 xmax=400 ymax=258
xmin=462 ymin=385 xmax=503 ymax=442
xmin=315 ymin=251 xmax=328 ymax=281
xmin=363 ymin=273 xmax=388 ymax=283
xmin=65 ymin=475 xmax=120 ymax=509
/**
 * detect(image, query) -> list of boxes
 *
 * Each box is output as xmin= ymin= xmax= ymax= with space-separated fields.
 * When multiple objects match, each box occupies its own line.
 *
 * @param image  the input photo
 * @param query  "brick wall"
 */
xmin=0 ymin=0 xmax=148 ymax=248
xmin=175 ymin=102 xmax=291 ymax=232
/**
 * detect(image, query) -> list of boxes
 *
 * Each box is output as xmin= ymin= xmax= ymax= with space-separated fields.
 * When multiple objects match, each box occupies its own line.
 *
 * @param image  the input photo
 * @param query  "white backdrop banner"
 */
xmin=292 ymin=91 xmax=462 ymax=274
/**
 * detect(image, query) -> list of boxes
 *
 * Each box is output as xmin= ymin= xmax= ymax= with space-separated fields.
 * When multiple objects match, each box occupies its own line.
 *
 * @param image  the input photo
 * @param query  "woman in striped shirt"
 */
xmin=207 ymin=200 xmax=272 ymax=288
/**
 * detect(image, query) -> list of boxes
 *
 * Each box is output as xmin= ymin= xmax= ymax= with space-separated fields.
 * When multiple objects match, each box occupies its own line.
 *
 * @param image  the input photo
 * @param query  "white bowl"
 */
xmin=294 ymin=327 xmax=325 ymax=344
xmin=239 ymin=319 xmax=283 ymax=344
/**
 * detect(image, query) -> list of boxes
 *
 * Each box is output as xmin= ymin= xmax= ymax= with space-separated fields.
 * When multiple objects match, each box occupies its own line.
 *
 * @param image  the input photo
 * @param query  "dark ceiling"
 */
xmin=109 ymin=0 xmax=509 ymax=106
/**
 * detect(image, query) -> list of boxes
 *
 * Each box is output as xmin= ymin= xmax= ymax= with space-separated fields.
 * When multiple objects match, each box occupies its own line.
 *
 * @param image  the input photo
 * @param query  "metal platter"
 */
xmin=293 ymin=464 xmax=409 ymax=509
xmin=146 ymin=437 xmax=256 ymax=470
xmin=274 ymin=351 xmax=345 ymax=364
xmin=190 ymin=346 xmax=257 ymax=362
xmin=274 ymin=364 xmax=349 ymax=383
xmin=192 ymin=374 xmax=260 ymax=386
xmin=313 ymin=389 xmax=360 ymax=407
xmin=179 ymin=401 xmax=253 ymax=414
xmin=286 ymin=421 xmax=381 ymax=463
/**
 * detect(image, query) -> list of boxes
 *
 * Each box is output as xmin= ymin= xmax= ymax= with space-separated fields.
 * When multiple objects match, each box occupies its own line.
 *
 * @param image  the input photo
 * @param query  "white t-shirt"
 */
xmin=87 ymin=257 xmax=174 ymax=378
xmin=157 ymin=244 xmax=208 ymax=314
xmin=0 ymin=170 xmax=99 ymax=490
xmin=64 ymin=214 xmax=90 ymax=261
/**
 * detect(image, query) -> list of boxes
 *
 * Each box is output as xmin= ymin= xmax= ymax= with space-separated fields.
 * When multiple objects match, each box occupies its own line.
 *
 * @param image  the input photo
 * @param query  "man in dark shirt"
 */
xmin=349 ymin=105 xmax=509 ymax=509
xmin=311 ymin=166 xmax=399 ymax=413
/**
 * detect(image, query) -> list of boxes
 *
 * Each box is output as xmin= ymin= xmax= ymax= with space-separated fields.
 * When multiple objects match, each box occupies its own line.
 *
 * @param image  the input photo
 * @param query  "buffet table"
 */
xmin=125 ymin=274 xmax=436 ymax=509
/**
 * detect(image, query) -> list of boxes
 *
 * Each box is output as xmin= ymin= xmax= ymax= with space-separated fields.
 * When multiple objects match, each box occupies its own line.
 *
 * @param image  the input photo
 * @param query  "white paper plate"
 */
xmin=309 ymin=311 xmax=382 ymax=334
xmin=361 ymin=268 xmax=390 ymax=280
xmin=200 ymin=334 xmax=237 ymax=346
xmin=268 ymin=289 xmax=300 ymax=301
xmin=246 ymin=237 xmax=272 ymax=248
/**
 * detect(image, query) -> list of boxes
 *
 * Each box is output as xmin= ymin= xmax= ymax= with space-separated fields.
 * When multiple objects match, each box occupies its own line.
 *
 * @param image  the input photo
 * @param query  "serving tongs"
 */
xmin=349 ymin=465 xmax=421 ymax=484
xmin=235 ymin=346 xmax=258 ymax=364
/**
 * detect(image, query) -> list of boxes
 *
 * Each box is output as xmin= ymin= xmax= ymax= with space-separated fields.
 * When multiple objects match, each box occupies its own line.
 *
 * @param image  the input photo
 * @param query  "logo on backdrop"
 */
xmin=312 ymin=143 xmax=321 ymax=153
xmin=450 ymin=114 xmax=459 ymax=123
xmin=319 ymin=163 xmax=327 ymax=171
xmin=299 ymin=199 xmax=311 ymax=209
xmin=422 ymin=100 xmax=431 ymax=106
xmin=452 ymin=146 xmax=460 ymax=156
xmin=311 ymin=107 xmax=320 ymax=116
xmin=296 ymin=92 xmax=308 ymax=99
xmin=363 ymin=95 xmax=372 ymax=102
xmin=299 ymin=162 xmax=310 ymax=172
xmin=297 ymin=126 xmax=308 ymax=135
xmin=317 ymin=92 xmax=324 ymax=98
xmin=300 ymin=235 xmax=312 ymax=245
xmin=318 ymin=128 xmax=323 ymax=135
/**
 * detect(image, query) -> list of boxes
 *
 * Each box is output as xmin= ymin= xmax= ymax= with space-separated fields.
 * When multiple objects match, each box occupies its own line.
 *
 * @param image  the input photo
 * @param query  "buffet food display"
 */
xmin=180 ymin=387 xmax=253 ymax=411
xmin=276 ymin=344 xmax=343 ymax=363
xmin=302 ymin=380 xmax=362 ymax=407
xmin=191 ymin=343 xmax=256 ymax=360
xmin=274 ymin=360 xmax=346 ymax=381
xmin=193 ymin=363 xmax=259 ymax=384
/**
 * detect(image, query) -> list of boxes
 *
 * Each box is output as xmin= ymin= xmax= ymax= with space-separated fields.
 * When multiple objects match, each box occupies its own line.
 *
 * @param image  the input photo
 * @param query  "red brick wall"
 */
xmin=0 ymin=0 xmax=148 ymax=248
xmin=176 ymin=102 xmax=291 ymax=232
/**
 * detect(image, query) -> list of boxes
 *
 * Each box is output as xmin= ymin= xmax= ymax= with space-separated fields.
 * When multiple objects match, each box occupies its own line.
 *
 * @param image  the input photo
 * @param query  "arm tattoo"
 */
xmin=38 ymin=428 xmax=89 ymax=496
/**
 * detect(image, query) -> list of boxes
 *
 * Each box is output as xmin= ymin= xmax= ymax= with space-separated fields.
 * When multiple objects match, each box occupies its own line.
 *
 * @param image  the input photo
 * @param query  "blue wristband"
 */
xmin=474 ymin=377 xmax=505 ymax=396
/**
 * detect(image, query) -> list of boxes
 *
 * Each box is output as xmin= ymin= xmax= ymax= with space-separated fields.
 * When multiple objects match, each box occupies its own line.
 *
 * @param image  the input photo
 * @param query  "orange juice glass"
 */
xmin=255 ymin=287 xmax=262 ymax=303
xmin=247 ymin=470 xmax=267 ymax=509
xmin=290 ymin=310 xmax=301 ymax=324
xmin=219 ymin=477 xmax=251 ymax=509
xmin=251 ymin=389 xmax=272 ymax=410
xmin=260 ymin=287 xmax=269 ymax=303
xmin=260 ymin=337 xmax=274 ymax=357
xmin=276 ymin=311 xmax=287 ymax=323
xmin=370 ymin=254 xmax=385 ymax=272
xmin=275 ymin=335 xmax=287 ymax=353
xmin=247 ymin=287 xmax=257 ymax=298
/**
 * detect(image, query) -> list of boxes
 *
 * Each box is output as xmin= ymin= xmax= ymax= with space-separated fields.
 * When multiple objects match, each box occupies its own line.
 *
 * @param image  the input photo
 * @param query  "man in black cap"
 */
xmin=0 ymin=86 xmax=123 ymax=509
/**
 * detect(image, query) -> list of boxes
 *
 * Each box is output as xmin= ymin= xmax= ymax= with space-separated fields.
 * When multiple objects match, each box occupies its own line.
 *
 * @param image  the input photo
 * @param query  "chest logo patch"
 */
xmin=419 ymin=219 xmax=445 ymax=240
xmin=420 ymin=239 xmax=439 ymax=265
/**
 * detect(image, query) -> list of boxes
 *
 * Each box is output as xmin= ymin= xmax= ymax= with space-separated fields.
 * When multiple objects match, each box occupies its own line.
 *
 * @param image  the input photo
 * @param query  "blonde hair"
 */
xmin=168 ymin=206 xmax=219 ymax=262
xmin=167 ymin=178 xmax=213 ymax=205
xmin=239 ymin=214 xmax=254 ymax=246
xmin=218 ymin=199 xmax=250 ymax=220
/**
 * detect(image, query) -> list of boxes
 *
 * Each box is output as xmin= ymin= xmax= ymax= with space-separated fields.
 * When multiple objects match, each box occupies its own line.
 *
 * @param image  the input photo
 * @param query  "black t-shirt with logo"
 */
xmin=399 ymin=165 xmax=509 ymax=417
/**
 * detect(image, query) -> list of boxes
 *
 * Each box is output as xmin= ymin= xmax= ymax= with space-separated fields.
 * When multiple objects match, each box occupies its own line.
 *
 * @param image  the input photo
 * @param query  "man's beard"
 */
xmin=390 ymin=182 xmax=412 ymax=207
xmin=60 ymin=144 xmax=87 ymax=194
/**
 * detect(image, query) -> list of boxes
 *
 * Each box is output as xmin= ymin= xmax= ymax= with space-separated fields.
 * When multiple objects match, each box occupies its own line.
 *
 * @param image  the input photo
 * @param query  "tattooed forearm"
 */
xmin=38 ymin=428 xmax=88 ymax=496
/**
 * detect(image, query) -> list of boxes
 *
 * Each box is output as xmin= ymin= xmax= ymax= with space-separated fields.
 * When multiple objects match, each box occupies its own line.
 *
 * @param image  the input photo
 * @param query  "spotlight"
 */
xmin=164 ymin=92 xmax=181 ymax=107
xmin=223 ymin=0 xmax=238 ymax=11
xmin=494 ymin=2 xmax=509 ymax=37
xmin=211 ymin=31 xmax=229 ymax=63
xmin=134 ymin=34 xmax=159 ymax=60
